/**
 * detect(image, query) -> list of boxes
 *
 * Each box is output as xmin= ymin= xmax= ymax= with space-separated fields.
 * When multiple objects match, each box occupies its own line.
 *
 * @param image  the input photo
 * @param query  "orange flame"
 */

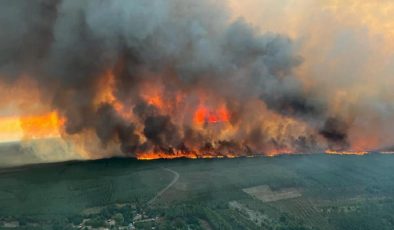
xmin=194 ymin=104 xmax=230 ymax=124
xmin=265 ymin=148 xmax=295 ymax=157
xmin=136 ymin=151 xmax=238 ymax=160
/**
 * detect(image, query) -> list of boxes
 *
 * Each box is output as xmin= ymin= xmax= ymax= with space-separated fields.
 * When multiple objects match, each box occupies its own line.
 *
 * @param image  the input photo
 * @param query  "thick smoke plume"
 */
xmin=0 ymin=0 xmax=360 ymax=159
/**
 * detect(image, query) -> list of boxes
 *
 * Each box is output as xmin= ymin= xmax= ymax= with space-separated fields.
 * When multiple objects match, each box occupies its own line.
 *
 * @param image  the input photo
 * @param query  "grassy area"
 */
xmin=1 ymin=154 xmax=394 ymax=229
xmin=0 ymin=159 xmax=172 ymax=218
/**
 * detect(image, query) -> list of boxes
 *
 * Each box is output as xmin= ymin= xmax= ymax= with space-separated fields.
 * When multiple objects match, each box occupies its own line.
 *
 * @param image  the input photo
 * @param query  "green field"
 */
xmin=1 ymin=154 xmax=394 ymax=229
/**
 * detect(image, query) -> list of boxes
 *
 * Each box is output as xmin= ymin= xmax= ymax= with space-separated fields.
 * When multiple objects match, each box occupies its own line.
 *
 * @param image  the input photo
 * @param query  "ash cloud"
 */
xmin=0 ymin=0 xmax=58 ymax=79
xmin=144 ymin=115 xmax=180 ymax=149
xmin=0 ymin=0 xmax=344 ymax=157
xmin=319 ymin=117 xmax=350 ymax=150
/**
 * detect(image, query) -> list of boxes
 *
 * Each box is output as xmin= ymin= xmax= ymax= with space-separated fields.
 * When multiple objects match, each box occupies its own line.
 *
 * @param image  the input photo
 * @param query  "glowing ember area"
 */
xmin=265 ymin=148 xmax=295 ymax=157
xmin=325 ymin=150 xmax=369 ymax=155
xmin=137 ymin=152 xmax=197 ymax=160
xmin=194 ymin=105 xmax=230 ymax=124
xmin=137 ymin=150 xmax=394 ymax=160
xmin=136 ymin=151 xmax=237 ymax=160
xmin=0 ymin=112 xmax=64 ymax=142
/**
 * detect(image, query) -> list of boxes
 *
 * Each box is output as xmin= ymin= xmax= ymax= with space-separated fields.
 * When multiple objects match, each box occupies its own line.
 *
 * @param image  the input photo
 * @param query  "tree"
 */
xmin=86 ymin=217 xmax=103 ymax=228
xmin=113 ymin=213 xmax=124 ymax=225
xmin=68 ymin=215 xmax=83 ymax=225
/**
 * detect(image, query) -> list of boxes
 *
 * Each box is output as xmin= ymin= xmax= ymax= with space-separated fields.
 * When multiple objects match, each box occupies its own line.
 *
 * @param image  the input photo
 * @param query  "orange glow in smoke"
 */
xmin=95 ymin=71 xmax=130 ymax=118
xmin=146 ymin=95 xmax=164 ymax=109
xmin=20 ymin=112 xmax=64 ymax=139
xmin=0 ymin=116 xmax=24 ymax=143
xmin=194 ymin=104 xmax=230 ymax=124
xmin=139 ymin=80 xmax=166 ymax=111
xmin=349 ymin=135 xmax=380 ymax=152
xmin=0 ymin=111 xmax=64 ymax=142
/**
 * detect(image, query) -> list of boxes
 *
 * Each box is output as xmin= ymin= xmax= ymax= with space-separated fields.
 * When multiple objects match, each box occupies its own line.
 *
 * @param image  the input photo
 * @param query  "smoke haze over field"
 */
xmin=0 ymin=0 xmax=393 ymax=162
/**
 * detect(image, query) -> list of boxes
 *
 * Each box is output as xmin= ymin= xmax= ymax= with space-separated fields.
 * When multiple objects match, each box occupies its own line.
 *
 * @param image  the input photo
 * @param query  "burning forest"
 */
xmin=1 ymin=0 xmax=394 ymax=161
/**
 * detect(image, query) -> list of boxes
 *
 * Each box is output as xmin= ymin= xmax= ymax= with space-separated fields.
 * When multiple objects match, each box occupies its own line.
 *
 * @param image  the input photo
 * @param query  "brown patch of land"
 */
xmin=243 ymin=185 xmax=301 ymax=202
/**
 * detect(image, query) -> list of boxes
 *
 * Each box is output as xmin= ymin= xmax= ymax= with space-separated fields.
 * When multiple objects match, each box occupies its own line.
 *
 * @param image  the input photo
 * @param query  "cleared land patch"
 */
xmin=229 ymin=200 xmax=268 ymax=227
xmin=243 ymin=185 xmax=301 ymax=202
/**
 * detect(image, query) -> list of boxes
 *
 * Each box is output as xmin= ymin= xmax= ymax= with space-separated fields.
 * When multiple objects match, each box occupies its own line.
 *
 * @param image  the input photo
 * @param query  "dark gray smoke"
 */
xmin=319 ymin=117 xmax=350 ymax=150
xmin=0 ymin=0 xmax=340 ymax=157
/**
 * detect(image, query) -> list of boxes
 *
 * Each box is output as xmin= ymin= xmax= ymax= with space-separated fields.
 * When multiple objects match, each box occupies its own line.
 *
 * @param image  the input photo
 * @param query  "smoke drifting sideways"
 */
xmin=0 ymin=0 xmax=363 ymax=161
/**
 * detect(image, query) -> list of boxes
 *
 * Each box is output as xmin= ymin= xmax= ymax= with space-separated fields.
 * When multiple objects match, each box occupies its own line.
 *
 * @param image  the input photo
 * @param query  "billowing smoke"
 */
xmin=0 ymin=0 xmax=361 ymax=159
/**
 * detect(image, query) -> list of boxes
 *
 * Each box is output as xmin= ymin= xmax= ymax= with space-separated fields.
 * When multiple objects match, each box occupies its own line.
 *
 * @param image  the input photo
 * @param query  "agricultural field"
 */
xmin=242 ymin=185 xmax=301 ymax=202
xmin=1 ymin=154 xmax=394 ymax=229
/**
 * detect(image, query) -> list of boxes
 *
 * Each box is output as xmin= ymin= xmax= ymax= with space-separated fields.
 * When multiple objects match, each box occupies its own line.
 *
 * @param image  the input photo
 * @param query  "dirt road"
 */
xmin=148 ymin=168 xmax=179 ymax=205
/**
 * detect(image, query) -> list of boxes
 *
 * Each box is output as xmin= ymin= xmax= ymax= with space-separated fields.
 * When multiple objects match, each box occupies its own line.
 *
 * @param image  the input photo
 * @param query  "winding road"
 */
xmin=147 ymin=168 xmax=179 ymax=205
